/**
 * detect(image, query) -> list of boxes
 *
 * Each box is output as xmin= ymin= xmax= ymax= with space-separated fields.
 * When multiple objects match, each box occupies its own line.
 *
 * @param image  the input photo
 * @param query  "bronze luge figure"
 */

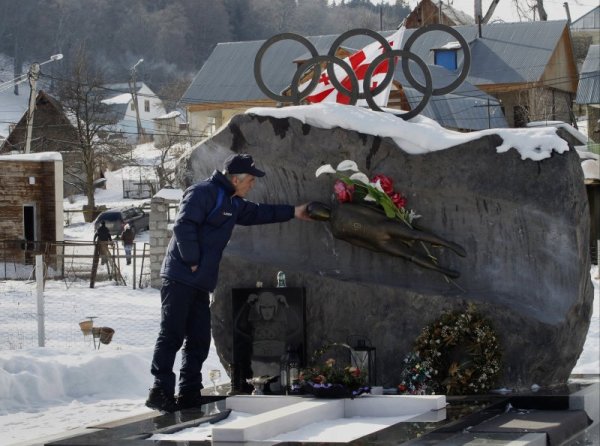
xmin=307 ymin=201 xmax=466 ymax=278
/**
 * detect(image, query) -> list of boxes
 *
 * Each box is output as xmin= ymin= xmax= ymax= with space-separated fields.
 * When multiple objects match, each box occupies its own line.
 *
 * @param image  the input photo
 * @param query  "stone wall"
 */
xmin=174 ymin=113 xmax=593 ymax=390
xmin=149 ymin=195 xmax=177 ymax=289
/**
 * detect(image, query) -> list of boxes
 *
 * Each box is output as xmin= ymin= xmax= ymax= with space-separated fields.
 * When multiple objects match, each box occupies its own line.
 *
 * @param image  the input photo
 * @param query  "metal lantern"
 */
xmin=350 ymin=338 xmax=377 ymax=386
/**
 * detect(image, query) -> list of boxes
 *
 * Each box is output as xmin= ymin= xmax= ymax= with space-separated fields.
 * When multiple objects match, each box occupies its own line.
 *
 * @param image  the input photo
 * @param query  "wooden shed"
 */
xmin=0 ymin=152 xmax=64 ymax=267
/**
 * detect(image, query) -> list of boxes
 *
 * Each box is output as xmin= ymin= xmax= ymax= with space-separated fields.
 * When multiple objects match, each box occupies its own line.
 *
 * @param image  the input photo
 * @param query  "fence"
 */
xmin=0 ymin=240 xmax=152 ymax=288
xmin=123 ymin=179 xmax=160 ymax=199
xmin=0 ymin=253 xmax=161 ymax=352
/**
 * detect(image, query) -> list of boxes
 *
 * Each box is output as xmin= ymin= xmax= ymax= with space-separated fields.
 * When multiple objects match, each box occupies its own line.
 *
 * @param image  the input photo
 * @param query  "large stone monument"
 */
xmin=175 ymin=110 xmax=593 ymax=390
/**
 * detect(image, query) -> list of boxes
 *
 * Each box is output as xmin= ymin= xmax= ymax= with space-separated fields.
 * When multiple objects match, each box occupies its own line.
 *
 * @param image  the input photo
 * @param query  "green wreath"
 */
xmin=413 ymin=303 xmax=502 ymax=395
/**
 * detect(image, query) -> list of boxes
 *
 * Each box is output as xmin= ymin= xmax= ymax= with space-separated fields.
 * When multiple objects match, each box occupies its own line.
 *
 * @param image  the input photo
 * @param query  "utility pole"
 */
xmin=24 ymin=53 xmax=63 ymax=154
xmin=25 ymin=62 xmax=40 ymax=154
xmin=129 ymin=58 xmax=144 ymax=142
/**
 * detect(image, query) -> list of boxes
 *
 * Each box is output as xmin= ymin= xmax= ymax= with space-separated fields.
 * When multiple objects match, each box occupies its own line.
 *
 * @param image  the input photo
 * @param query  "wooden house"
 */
xmin=405 ymin=0 xmax=474 ymax=29
xmin=0 ymin=152 xmax=63 ymax=267
xmin=0 ymin=90 xmax=87 ymax=197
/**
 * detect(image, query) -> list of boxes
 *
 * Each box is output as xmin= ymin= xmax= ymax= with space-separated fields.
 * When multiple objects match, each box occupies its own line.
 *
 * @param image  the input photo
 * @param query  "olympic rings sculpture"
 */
xmin=254 ymin=24 xmax=471 ymax=120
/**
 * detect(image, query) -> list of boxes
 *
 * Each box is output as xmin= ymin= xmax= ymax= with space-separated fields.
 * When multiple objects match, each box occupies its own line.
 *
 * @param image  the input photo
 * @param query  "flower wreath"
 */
xmin=412 ymin=304 xmax=502 ymax=395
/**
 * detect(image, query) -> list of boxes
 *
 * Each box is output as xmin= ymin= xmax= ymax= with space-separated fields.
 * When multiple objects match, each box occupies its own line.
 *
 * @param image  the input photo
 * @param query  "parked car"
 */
xmin=93 ymin=207 xmax=150 ymax=237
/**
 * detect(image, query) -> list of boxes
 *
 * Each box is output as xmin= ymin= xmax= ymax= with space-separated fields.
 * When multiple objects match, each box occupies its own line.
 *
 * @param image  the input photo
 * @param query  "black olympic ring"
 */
xmin=365 ymin=49 xmax=432 ymax=120
xmin=291 ymin=55 xmax=360 ymax=105
xmin=253 ymin=25 xmax=472 ymax=121
xmin=326 ymin=28 xmax=393 ymax=101
xmin=401 ymin=24 xmax=471 ymax=96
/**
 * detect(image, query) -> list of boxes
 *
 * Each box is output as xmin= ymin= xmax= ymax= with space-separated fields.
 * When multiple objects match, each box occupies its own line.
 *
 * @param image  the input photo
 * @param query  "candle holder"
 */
xmin=246 ymin=375 xmax=275 ymax=395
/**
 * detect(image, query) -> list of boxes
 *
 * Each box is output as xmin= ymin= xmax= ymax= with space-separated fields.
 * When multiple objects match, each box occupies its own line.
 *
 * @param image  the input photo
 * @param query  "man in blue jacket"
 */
xmin=146 ymin=153 xmax=310 ymax=412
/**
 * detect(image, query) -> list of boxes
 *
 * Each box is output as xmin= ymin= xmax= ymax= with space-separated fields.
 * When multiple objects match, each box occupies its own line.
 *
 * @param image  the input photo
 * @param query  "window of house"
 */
xmin=434 ymin=48 xmax=458 ymax=71
xmin=144 ymin=100 xmax=150 ymax=112
xmin=207 ymin=117 xmax=217 ymax=134
xmin=130 ymin=102 xmax=135 ymax=111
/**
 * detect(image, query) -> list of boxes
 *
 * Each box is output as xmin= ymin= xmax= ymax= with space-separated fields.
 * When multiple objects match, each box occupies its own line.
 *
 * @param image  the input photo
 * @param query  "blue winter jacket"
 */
xmin=160 ymin=171 xmax=295 ymax=291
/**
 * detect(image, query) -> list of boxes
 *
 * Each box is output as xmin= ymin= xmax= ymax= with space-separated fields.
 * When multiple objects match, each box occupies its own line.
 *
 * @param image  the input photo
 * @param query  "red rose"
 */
xmin=334 ymin=179 xmax=354 ymax=203
xmin=348 ymin=366 xmax=361 ymax=377
xmin=391 ymin=192 xmax=406 ymax=209
xmin=371 ymin=174 xmax=394 ymax=195
xmin=312 ymin=374 xmax=325 ymax=383
xmin=398 ymin=384 xmax=407 ymax=392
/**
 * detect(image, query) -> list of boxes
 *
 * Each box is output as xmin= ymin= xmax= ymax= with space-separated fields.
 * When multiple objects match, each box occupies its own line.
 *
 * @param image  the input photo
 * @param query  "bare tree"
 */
xmin=56 ymin=45 xmax=129 ymax=213
xmin=480 ymin=0 xmax=549 ymax=23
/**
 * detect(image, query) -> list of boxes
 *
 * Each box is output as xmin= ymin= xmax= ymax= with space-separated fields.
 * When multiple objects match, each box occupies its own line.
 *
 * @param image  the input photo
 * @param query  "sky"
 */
xmin=0 ymin=104 xmax=598 ymax=444
xmin=385 ymin=0 xmax=597 ymax=23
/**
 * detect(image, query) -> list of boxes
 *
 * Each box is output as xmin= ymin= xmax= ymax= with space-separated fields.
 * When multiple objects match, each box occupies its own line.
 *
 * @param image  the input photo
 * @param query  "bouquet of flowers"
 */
xmin=316 ymin=159 xmax=420 ymax=227
xmin=295 ymin=345 xmax=370 ymax=399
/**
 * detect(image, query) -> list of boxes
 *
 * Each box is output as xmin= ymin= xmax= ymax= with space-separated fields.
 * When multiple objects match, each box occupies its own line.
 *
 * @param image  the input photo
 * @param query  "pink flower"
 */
xmin=371 ymin=174 xmax=394 ymax=195
xmin=334 ymin=180 xmax=354 ymax=203
xmin=391 ymin=192 xmax=407 ymax=209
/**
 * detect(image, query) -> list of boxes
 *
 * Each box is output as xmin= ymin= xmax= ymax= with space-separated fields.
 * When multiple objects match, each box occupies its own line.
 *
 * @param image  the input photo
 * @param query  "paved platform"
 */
xmin=45 ymin=380 xmax=599 ymax=446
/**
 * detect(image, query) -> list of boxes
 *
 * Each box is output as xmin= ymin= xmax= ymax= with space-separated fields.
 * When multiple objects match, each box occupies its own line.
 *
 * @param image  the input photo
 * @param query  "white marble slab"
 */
xmin=212 ymin=394 xmax=446 ymax=443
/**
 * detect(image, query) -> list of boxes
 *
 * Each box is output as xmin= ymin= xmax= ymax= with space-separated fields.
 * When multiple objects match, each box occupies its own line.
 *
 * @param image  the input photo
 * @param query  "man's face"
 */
xmin=232 ymin=174 xmax=256 ymax=198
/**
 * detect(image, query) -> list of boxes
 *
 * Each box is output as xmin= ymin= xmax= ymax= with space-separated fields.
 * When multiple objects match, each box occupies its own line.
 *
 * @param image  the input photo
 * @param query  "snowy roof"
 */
xmin=0 ymin=151 xmax=62 ymax=161
xmin=155 ymin=111 xmax=181 ymax=120
xmin=102 ymin=92 xmax=132 ymax=105
xmin=155 ymin=188 xmax=183 ymax=201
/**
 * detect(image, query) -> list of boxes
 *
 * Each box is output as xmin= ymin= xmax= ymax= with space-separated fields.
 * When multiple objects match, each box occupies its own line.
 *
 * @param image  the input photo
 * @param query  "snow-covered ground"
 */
xmin=0 ymin=108 xmax=598 ymax=445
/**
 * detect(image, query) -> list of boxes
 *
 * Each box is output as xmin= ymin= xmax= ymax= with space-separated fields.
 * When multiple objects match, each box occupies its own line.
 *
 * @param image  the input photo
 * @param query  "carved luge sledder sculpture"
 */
xmin=308 ymin=201 xmax=466 ymax=278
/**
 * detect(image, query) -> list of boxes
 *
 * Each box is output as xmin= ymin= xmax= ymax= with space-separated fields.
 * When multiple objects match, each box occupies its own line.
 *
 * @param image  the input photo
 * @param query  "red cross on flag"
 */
xmin=304 ymin=27 xmax=405 ymax=107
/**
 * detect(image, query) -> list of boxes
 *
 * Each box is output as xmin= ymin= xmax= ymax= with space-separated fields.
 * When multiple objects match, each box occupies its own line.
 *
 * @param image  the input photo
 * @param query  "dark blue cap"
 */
xmin=223 ymin=153 xmax=265 ymax=177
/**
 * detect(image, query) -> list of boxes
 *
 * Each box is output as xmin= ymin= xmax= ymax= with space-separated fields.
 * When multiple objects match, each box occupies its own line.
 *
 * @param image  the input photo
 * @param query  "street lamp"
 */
xmin=0 ymin=54 xmax=63 ymax=95
xmin=129 ymin=58 xmax=144 ymax=141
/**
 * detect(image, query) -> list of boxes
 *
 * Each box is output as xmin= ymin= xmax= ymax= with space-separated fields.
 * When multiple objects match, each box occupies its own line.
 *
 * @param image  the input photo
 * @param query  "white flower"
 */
xmin=349 ymin=172 xmax=369 ymax=184
xmin=364 ymin=193 xmax=377 ymax=202
xmin=336 ymin=160 xmax=359 ymax=172
xmin=315 ymin=164 xmax=336 ymax=177
xmin=370 ymin=179 xmax=385 ymax=193
xmin=408 ymin=210 xmax=421 ymax=222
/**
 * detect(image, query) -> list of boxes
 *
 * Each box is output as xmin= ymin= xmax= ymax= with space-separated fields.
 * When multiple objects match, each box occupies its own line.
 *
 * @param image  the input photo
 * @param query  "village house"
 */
xmin=101 ymin=82 xmax=166 ymax=142
xmin=571 ymin=5 xmax=600 ymax=44
xmin=0 ymin=152 xmax=63 ymax=268
xmin=404 ymin=0 xmax=474 ymax=29
xmin=576 ymin=44 xmax=600 ymax=140
xmin=180 ymin=20 xmax=577 ymax=135
xmin=0 ymin=90 xmax=89 ymax=197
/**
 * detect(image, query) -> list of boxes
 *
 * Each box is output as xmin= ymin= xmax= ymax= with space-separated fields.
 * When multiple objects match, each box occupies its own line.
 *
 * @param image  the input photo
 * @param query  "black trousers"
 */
xmin=150 ymin=279 xmax=211 ymax=395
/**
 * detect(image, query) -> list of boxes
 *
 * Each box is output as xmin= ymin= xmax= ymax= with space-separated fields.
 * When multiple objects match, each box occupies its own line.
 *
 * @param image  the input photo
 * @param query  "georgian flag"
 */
xmin=304 ymin=27 xmax=405 ymax=107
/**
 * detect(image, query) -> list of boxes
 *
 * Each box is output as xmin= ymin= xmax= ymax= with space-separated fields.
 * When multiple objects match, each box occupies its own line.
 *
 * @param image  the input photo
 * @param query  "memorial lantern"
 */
xmin=350 ymin=338 xmax=377 ymax=386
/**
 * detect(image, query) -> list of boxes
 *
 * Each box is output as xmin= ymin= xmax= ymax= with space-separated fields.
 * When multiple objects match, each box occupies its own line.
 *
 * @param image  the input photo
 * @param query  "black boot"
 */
xmin=145 ymin=387 xmax=177 ymax=413
xmin=176 ymin=391 xmax=206 ymax=410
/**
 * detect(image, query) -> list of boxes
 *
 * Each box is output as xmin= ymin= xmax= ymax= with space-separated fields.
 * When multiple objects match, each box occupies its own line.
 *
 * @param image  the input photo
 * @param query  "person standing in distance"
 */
xmin=93 ymin=220 xmax=112 ymax=265
xmin=120 ymin=224 xmax=135 ymax=265
xmin=146 ymin=153 xmax=311 ymax=412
